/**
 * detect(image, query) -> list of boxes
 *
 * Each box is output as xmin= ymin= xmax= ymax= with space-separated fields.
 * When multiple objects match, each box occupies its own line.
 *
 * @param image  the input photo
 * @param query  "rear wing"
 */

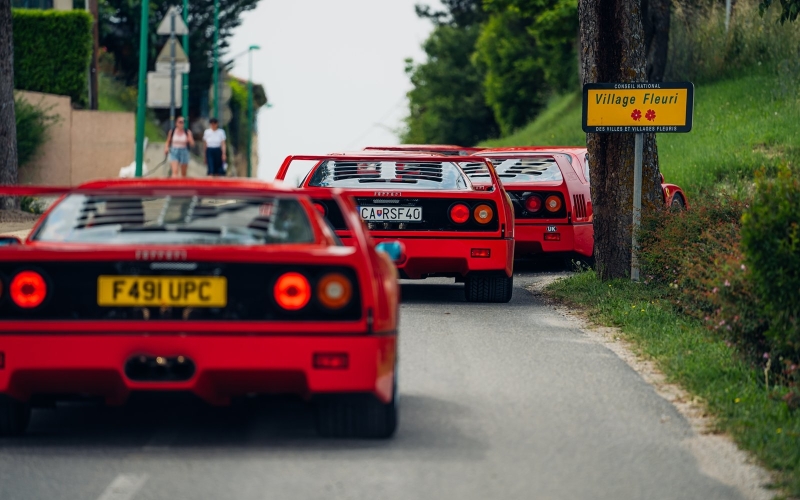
xmin=275 ymin=154 xmax=505 ymax=192
xmin=465 ymin=153 xmax=573 ymax=183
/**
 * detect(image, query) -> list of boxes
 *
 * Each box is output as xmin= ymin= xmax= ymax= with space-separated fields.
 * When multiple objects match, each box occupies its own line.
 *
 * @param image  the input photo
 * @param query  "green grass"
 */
xmin=480 ymin=74 xmax=800 ymax=195
xmin=546 ymin=272 xmax=800 ymax=496
xmin=98 ymin=74 xmax=165 ymax=142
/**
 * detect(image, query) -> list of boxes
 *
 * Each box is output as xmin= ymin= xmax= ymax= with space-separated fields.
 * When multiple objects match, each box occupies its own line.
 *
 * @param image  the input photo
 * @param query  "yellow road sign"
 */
xmin=582 ymin=82 xmax=694 ymax=133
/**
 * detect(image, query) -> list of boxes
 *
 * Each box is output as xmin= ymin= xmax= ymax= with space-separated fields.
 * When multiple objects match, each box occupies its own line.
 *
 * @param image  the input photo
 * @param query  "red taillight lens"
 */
xmin=471 ymin=248 xmax=491 ymax=258
xmin=10 ymin=271 xmax=47 ymax=308
xmin=450 ymin=203 xmax=470 ymax=224
xmin=545 ymin=195 xmax=562 ymax=212
xmin=544 ymin=233 xmax=561 ymax=241
xmin=525 ymin=195 xmax=543 ymax=212
xmin=317 ymin=273 xmax=353 ymax=310
xmin=274 ymin=272 xmax=311 ymax=310
xmin=313 ymin=202 xmax=327 ymax=216
xmin=313 ymin=352 xmax=349 ymax=370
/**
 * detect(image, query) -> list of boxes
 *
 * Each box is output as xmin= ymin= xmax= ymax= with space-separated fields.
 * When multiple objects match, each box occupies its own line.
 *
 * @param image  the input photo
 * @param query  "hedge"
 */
xmin=12 ymin=9 xmax=92 ymax=107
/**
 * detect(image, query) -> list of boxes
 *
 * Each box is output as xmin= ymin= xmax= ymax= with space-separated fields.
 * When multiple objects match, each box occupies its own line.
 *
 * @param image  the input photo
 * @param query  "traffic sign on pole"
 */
xmin=157 ymin=6 xmax=188 ymax=35
xmin=156 ymin=42 xmax=190 ymax=73
xmin=581 ymin=81 xmax=694 ymax=281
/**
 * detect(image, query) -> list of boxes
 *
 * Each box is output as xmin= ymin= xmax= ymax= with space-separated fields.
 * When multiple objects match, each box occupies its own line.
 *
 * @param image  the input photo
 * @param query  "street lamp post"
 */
xmin=212 ymin=0 xmax=219 ymax=119
xmin=182 ymin=0 xmax=189 ymax=124
xmin=134 ymin=0 xmax=149 ymax=177
xmin=246 ymin=45 xmax=260 ymax=178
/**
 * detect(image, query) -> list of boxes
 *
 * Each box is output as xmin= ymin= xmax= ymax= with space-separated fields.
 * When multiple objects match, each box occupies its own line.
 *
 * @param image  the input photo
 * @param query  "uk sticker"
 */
xmin=546 ymin=226 xmax=558 ymax=232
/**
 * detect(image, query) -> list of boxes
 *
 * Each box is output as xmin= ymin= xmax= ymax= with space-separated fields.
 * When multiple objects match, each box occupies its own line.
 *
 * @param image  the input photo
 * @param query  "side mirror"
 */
xmin=0 ymin=236 xmax=22 ymax=246
xmin=375 ymin=241 xmax=405 ymax=263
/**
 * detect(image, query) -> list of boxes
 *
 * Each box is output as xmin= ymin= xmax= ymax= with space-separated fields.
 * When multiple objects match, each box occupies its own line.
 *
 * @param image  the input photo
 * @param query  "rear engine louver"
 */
xmin=573 ymin=194 xmax=587 ymax=219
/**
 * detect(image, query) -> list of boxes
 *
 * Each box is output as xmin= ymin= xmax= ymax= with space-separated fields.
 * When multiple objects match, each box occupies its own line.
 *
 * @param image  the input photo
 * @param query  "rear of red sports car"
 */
xmin=277 ymin=154 xmax=515 ymax=303
xmin=0 ymin=181 xmax=399 ymax=438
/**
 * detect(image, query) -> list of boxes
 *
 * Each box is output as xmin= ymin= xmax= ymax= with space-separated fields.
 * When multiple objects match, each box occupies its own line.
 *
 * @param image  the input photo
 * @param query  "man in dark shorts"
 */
xmin=203 ymin=118 xmax=227 ymax=176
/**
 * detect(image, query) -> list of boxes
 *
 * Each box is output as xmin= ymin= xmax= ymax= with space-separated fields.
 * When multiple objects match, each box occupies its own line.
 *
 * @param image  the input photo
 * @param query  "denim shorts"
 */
xmin=169 ymin=147 xmax=190 ymax=164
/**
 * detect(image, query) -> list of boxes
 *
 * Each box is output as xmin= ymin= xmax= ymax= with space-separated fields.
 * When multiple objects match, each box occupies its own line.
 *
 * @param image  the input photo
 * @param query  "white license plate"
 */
xmin=358 ymin=206 xmax=422 ymax=222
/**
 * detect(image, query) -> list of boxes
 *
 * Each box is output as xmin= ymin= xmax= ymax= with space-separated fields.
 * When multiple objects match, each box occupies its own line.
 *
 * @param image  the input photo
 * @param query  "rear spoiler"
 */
xmin=275 ymin=154 xmax=505 ymax=192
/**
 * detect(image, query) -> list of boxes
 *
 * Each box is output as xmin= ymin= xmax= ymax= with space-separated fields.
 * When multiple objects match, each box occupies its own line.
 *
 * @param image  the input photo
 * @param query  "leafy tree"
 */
xmin=402 ymin=2 xmax=498 ymax=145
xmin=475 ymin=0 xmax=579 ymax=135
xmin=98 ymin=0 xmax=259 ymax=119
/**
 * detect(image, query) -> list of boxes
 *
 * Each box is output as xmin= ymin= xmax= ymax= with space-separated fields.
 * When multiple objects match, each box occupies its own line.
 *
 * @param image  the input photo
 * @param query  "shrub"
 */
xmin=741 ymin=167 xmax=800 ymax=358
xmin=12 ymin=9 xmax=93 ymax=106
xmin=639 ymin=197 xmax=769 ymax=357
xmin=15 ymin=94 xmax=57 ymax=168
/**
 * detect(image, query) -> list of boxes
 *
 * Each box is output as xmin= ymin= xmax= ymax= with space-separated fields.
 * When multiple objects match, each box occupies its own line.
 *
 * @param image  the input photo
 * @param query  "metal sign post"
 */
xmin=169 ymin=9 xmax=176 ymax=129
xmin=582 ymin=81 xmax=694 ymax=281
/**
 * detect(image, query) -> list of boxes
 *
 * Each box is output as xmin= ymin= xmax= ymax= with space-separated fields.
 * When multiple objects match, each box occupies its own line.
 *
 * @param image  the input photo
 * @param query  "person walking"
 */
xmin=203 ymin=118 xmax=227 ymax=177
xmin=164 ymin=117 xmax=194 ymax=178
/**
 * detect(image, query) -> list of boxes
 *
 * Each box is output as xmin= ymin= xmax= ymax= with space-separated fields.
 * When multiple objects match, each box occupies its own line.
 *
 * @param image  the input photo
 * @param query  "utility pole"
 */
xmin=182 ymin=0 xmax=189 ymax=125
xmin=88 ymin=0 xmax=99 ymax=110
xmin=213 ymin=0 xmax=219 ymax=119
xmin=134 ymin=0 xmax=149 ymax=177
xmin=246 ymin=45 xmax=260 ymax=178
xmin=169 ymin=8 xmax=177 ymax=130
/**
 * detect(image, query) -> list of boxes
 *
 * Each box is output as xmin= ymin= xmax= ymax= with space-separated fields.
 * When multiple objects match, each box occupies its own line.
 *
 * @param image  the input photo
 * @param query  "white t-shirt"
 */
xmin=203 ymin=128 xmax=226 ymax=148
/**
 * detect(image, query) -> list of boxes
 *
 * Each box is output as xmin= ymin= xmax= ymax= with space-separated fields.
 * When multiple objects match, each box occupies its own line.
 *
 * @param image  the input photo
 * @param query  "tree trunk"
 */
xmin=579 ymin=0 xmax=663 ymax=280
xmin=642 ymin=0 xmax=671 ymax=82
xmin=0 ymin=0 xmax=19 ymax=210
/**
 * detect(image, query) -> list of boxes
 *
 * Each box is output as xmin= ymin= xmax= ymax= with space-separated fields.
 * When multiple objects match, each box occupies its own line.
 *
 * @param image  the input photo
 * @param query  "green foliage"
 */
xmin=12 ymin=9 xmax=92 ymax=107
xmin=475 ymin=0 xmax=578 ymax=134
xmin=546 ymin=272 xmax=800 ymax=496
xmin=20 ymin=197 xmax=45 ymax=215
xmin=760 ymin=0 xmax=800 ymax=22
xmin=99 ymin=0 xmax=261 ymax=119
xmin=402 ymin=24 xmax=499 ymax=145
xmin=14 ymin=95 xmax=57 ymax=168
xmin=741 ymin=167 xmax=800 ymax=357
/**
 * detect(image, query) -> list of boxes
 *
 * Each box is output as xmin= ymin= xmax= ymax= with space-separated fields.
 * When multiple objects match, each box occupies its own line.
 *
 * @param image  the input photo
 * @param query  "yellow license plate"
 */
xmin=97 ymin=276 xmax=227 ymax=307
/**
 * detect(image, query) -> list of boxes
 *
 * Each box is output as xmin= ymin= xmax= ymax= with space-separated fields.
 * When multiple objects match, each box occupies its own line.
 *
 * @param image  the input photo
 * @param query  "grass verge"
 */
xmin=480 ymin=73 xmax=800 ymax=195
xmin=98 ymin=74 xmax=165 ymax=143
xmin=546 ymin=271 xmax=800 ymax=496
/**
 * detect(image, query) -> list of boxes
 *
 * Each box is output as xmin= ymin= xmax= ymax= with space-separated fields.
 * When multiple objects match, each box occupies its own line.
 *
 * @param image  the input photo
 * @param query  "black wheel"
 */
xmin=670 ymin=194 xmax=685 ymax=211
xmin=0 ymin=396 xmax=31 ymax=437
xmin=464 ymin=274 xmax=513 ymax=303
xmin=315 ymin=384 xmax=397 ymax=439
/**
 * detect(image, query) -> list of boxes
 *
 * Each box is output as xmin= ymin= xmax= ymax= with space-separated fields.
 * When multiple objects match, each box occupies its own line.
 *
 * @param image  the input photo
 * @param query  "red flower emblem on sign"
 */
xmin=645 ymin=109 xmax=656 ymax=121
xmin=631 ymin=109 xmax=642 ymax=121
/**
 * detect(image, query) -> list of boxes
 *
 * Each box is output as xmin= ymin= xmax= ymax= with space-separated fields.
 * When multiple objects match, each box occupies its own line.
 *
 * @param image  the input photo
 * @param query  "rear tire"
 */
xmin=671 ymin=194 xmax=686 ymax=210
xmin=464 ymin=274 xmax=513 ymax=303
xmin=0 ymin=396 xmax=31 ymax=437
xmin=315 ymin=383 xmax=397 ymax=439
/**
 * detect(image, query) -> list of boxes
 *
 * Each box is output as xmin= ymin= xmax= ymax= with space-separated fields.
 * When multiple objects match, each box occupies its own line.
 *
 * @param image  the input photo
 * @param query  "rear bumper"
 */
xmin=373 ymin=236 xmax=513 ymax=279
xmin=514 ymin=223 xmax=593 ymax=257
xmin=0 ymin=333 xmax=396 ymax=405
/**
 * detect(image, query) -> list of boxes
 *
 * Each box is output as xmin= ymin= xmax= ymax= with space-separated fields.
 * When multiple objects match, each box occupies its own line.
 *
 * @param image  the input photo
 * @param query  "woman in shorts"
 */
xmin=164 ymin=117 xmax=195 ymax=177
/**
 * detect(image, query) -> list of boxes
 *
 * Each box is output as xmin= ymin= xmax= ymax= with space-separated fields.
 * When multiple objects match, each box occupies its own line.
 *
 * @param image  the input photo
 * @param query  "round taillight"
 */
xmin=10 ymin=271 xmax=47 ymax=308
xmin=317 ymin=273 xmax=353 ymax=310
xmin=524 ymin=195 xmax=542 ymax=213
xmin=313 ymin=202 xmax=327 ymax=216
xmin=545 ymin=195 xmax=562 ymax=212
xmin=450 ymin=203 xmax=470 ymax=224
xmin=473 ymin=204 xmax=494 ymax=224
xmin=274 ymin=272 xmax=311 ymax=311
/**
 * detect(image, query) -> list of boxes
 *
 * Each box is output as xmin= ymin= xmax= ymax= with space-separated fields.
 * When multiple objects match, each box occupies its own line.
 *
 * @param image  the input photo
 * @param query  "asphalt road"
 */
xmin=0 ymin=267 xmax=746 ymax=500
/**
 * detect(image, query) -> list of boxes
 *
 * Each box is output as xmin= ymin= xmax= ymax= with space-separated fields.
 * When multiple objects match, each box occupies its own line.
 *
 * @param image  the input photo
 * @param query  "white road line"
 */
xmin=96 ymin=473 xmax=148 ymax=500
